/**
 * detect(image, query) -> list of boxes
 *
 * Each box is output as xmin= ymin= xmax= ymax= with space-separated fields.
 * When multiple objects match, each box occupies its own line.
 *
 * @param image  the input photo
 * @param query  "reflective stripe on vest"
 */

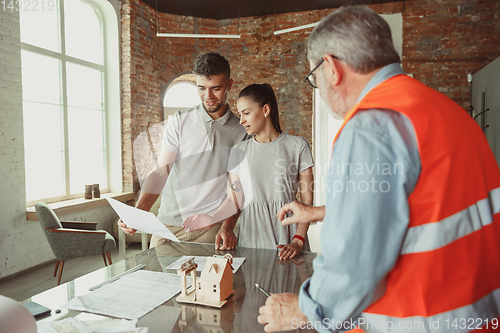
xmin=402 ymin=187 xmax=500 ymax=255
xmin=335 ymin=73 xmax=500 ymax=325
xmin=359 ymin=288 xmax=500 ymax=333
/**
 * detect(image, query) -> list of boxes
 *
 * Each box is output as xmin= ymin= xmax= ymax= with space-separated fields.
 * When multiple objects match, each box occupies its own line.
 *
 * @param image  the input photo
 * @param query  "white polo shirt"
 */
xmin=157 ymin=104 xmax=248 ymax=227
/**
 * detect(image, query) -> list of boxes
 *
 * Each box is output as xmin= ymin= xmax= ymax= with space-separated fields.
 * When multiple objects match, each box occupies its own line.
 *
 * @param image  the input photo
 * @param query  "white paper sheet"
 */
xmin=106 ymin=198 xmax=179 ymax=242
xmin=37 ymin=318 xmax=147 ymax=333
xmin=62 ymin=271 xmax=190 ymax=320
xmin=37 ymin=318 xmax=92 ymax=333
xmin=166 ymin=256 xmax=245 ymax=273
xmin=37 ymin=322 xmax=62 ymax=333
xmin=82 ymin=318 xmax=146 ymax=333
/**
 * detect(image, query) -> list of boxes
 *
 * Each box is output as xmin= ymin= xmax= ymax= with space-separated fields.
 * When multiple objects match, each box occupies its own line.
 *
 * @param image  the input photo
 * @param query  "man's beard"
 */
xmin=319 ymin=73 xmax=346 ymax=120
xmin=203 ymin=101 xmax=224 ymax=113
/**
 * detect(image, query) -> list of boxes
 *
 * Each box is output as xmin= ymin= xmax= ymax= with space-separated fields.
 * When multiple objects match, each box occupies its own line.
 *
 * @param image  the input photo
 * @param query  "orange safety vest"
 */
xmin=333 ymin=74 xmax=500 ymax=333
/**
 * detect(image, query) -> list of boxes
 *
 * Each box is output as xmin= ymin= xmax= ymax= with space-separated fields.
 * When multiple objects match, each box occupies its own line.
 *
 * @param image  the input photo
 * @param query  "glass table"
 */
xmin=27 ymin=241 xmax=318 ymax=333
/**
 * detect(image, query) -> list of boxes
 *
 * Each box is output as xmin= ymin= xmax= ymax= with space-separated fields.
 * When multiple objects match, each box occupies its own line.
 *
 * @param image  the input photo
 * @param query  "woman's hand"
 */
xmin=276 ymin=238 xmax=304 ymax=260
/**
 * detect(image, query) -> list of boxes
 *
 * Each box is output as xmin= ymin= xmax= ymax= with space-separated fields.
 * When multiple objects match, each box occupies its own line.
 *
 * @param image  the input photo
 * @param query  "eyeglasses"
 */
xmin=304 ymin=55 xmax=340 ymax=88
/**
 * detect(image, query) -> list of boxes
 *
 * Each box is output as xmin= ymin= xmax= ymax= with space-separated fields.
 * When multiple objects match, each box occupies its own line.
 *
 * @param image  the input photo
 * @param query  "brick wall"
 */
xmin=121 ymin=0 xmax=500 ymax=192
xmin=402 ymin=0 xmax=500 ymax=110
xmin=121 ymin=0 xmax=220 ymax=192
xmin=121 ymin=0 xmax=218 ymax=191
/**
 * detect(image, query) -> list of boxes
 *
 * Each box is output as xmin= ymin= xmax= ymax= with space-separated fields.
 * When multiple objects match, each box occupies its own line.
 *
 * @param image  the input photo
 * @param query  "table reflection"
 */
xmin=27 ymin=241 xmax=317 ymax=333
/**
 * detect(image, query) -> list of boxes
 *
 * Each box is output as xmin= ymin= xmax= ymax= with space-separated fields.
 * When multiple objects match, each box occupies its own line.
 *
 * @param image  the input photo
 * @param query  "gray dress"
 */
xmin=228 ymin=133 xmax=315 ymax=250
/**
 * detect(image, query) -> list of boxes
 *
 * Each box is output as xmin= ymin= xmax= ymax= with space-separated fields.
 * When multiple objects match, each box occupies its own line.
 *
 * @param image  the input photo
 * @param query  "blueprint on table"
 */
xmin=62 ymin=270 xmax=190 ymax=319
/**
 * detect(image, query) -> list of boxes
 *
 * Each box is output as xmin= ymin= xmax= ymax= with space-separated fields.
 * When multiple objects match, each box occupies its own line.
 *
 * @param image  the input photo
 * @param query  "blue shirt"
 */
xmin=299 ymin=64 xmax=421 ymax=332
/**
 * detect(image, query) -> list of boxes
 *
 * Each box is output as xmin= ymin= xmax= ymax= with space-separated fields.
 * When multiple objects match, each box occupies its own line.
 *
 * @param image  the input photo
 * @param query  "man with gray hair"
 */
xmin=258 ymin=6 xmax=500 ymax=332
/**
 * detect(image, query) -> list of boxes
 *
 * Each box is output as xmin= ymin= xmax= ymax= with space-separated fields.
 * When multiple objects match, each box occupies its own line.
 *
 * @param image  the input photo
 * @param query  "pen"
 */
xmin=255 ymin=283 xmax=271 ymax=297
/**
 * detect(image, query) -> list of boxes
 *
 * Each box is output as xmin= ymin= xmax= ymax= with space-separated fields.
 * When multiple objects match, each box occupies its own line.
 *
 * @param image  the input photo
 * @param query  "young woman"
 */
xmin=184 ymin=83 xmax=314 ymax=260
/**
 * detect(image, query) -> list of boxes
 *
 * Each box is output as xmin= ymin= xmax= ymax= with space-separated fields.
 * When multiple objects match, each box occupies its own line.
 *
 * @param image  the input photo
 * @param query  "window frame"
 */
xmin=21 ymin=0 xmax=122 ymax=205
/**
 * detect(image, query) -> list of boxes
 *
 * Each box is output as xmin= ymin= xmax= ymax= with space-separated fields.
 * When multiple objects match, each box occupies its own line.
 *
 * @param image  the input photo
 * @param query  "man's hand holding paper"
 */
xmin=117 ymin=219 xmax=137 ymax=236
xmin=107 ymin=198 xmax=179 ymax=242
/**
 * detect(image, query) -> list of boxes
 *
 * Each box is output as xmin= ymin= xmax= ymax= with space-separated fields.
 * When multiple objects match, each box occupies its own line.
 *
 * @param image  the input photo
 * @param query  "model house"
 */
xmin=197 ymin=256 xmax=234 ymax=302
xmin=177 ymin=255 xmax=234 ymax=308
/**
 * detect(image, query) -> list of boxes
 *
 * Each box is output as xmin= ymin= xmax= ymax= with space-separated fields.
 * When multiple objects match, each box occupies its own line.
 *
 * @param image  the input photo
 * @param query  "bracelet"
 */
xmin=293 ymin=235 xmax=305 ymax=244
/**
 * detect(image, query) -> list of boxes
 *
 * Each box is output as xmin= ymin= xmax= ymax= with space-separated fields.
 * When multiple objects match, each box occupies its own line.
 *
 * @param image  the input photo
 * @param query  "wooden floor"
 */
xmin=0 ymin=243 xmax=144 ymax=301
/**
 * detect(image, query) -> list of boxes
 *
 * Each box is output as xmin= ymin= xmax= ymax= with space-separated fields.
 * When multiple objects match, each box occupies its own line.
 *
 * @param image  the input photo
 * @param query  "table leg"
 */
xmin=119 ymin=228 xmax=126 ymax=260
xmin=141 ymin=233 xmax=148 ymax=251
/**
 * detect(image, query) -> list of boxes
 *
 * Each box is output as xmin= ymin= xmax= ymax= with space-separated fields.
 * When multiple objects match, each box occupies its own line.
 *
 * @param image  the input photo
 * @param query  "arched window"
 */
xmin=20 ymin=0 xmax=120 ymax=203
xmin=163 ymin=79 xmax=201 ymax=120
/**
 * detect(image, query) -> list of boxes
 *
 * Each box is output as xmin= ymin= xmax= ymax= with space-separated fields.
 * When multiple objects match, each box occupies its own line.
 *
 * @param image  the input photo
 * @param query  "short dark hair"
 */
xmin=193 ymin=52 xmax=231 ymax=79
xmin=238 ymin=83 xmax=282 ymax=134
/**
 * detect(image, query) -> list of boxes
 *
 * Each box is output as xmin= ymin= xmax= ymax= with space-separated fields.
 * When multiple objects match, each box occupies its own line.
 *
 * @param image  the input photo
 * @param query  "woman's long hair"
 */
xmin=238 ymin=83 xmax=282 ymax=133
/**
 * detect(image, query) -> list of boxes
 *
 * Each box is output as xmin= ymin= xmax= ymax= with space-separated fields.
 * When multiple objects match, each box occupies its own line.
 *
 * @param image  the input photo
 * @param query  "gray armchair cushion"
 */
xmin=35 ymin=202 xmax=116 ymax=262
xmin=44 ymin=229 xmax=108 ymax=261
xmin=35 ymin=202 xmax=62 ymax=230
xmin=103 ymin=233 xmax=116 ymax=253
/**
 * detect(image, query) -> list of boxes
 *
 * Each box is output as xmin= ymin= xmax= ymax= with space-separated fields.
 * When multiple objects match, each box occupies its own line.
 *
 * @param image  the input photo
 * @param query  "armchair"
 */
xmin=35 ymin=202 xmax=116 ymax=285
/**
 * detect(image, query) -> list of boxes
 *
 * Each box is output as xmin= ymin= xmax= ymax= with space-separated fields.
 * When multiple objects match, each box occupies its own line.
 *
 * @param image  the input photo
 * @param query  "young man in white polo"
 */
xmin=119 ymin=52 xmax=248 ymax=250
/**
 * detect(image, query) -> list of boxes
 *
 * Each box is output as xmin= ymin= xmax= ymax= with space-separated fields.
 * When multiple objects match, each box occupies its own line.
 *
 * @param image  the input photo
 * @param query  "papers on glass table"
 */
xmin=62 ymin=270 xmax=190 ymax=320
xmin=37 ymin=317 xmax=148 ymax=333
xmin=106 ymin=198 xmax=179 ymax=242
xmin=166 ymin=256 xmax=245 ymax=273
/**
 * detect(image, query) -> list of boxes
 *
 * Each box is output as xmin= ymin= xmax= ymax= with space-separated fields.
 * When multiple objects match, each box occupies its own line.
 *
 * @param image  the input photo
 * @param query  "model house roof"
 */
xmin=201 ymin=257 xmax=232 ymax=282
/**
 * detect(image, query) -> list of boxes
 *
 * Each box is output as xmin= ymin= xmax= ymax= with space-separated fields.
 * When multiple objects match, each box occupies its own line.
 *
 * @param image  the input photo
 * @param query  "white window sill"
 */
xmin=26 ymin=192 xmax=135 ymax=221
